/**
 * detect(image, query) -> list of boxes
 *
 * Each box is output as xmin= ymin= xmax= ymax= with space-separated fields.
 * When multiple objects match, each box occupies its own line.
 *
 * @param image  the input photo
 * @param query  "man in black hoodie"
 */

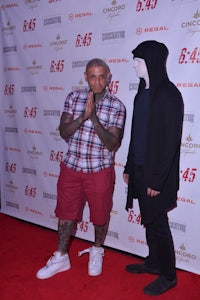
xmin=123 ymin=41 xmax=184 ymax=296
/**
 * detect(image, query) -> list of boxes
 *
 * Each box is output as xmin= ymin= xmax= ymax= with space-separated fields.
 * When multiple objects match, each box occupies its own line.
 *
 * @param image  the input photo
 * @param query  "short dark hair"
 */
xmin=86 ymin=58 xmax=110 ymax=73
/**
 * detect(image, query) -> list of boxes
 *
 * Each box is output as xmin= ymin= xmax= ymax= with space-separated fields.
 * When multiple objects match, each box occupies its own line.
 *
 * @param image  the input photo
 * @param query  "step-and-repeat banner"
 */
xmin=0 ymin=0 xmax=200 ymax=274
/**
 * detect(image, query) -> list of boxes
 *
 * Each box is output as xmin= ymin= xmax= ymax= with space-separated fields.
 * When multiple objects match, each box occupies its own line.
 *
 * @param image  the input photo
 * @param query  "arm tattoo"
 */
xmin=93 ymin=119 xmax=122 ymax=152
xmin=59 ymin=113 xmax=84 ymax=139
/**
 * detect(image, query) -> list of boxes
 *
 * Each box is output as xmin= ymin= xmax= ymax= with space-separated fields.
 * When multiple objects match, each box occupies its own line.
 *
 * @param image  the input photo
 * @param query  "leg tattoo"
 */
xmin=58 ymin=220 xmax=75 ymax=254
xmin=94 ymin=222 xmax=109 ymax=247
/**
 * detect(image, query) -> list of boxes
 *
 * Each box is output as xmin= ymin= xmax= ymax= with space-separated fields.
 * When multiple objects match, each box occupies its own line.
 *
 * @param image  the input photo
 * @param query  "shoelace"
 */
xmin=78 ymin=247 xmax=91 ymax=257
xmin=46 ymin=252 xmax=58 ymax=265
xmin=78 ymin=247 xmax=104 ymax=258
xmin=47 ymin=251 xmax=66 ymax=266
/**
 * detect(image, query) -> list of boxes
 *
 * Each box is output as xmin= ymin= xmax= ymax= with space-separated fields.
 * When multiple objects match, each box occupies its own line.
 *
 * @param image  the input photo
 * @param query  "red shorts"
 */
xmin=55 ymin=162 xmax=115 ymax=225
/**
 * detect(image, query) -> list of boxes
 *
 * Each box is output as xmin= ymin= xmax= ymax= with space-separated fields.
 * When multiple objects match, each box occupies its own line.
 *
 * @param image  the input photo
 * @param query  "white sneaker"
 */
xmin=78 ymin=246 xmax=104 ymax=276
xmin=36 ymin=251 xmax=71 ymax=279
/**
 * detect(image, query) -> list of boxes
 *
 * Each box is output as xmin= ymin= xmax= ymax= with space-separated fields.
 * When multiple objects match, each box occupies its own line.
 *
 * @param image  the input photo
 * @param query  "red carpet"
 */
xmin=0 ymin=212 xmax=199 ymax=300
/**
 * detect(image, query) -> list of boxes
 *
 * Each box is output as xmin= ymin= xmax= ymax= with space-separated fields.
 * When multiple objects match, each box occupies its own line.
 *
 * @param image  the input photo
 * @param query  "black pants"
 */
xmin=132 ymin=164 xmax=176 ymax=280
xmin=144 ymin=212 xmax=176 ymax=280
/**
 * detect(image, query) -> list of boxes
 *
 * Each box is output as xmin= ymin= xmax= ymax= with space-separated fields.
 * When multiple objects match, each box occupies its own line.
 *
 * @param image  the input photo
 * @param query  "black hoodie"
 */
xmin=124 ymin=40 xmax=184 ymax=223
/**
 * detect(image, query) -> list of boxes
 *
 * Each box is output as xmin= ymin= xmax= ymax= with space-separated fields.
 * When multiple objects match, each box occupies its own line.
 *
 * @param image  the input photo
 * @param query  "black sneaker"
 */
xmin=143 ymin=275 xmax=177 ymax=296
xmin=125 ymin=263 xmax=160 ymax=275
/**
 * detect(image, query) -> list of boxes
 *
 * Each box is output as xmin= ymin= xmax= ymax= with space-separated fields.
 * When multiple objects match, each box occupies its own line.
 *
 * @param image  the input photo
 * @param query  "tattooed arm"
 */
xmin=59 ymin=91 xmax=95 ymax=139
xmin=59 ymin=111 xmax=123 ymax=152
xmin=59 ymin=91 xmax=124 ymax=151
xmin=59 ymin=112 xmax=86 ymax=139
xmin=86 ymin=91 xmax=124 ymax=152
xmin=92 ymin=117 xmax=123 ymax=152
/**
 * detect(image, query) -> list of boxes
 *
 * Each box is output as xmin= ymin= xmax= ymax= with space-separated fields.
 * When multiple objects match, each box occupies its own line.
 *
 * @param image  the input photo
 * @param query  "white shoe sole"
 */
xmin=89 ymin=271 xmax=102 ymax=276
xmin=36 ymin=264 xmax=71 ymax=279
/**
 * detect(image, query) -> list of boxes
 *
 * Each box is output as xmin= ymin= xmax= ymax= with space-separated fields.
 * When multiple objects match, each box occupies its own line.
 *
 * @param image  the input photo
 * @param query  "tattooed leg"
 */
xmin=58 ymin=220 xmax=75 ymax=255
xmin=94 ymin=222 xmax=109 ymax=247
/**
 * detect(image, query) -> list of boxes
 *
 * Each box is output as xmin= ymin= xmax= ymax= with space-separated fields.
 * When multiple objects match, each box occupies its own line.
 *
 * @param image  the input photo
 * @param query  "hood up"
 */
xmin=132 ymin=40 xmax=169 ymax=94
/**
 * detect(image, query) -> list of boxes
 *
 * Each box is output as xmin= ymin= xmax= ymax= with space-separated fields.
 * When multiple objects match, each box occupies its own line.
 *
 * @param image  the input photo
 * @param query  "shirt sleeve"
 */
xmin=63 ymin=91 xmax=74 ymax=115
xmin=109 ymin=100 xmax=126 ymax=129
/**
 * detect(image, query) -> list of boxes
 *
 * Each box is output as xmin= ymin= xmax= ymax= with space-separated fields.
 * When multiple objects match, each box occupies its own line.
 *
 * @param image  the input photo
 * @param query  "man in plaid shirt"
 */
xmin=36 ymin=58 xmax=126 ymax=279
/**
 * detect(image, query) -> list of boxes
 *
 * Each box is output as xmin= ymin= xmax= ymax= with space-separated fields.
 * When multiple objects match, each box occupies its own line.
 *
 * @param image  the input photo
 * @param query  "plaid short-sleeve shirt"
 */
xmin=62 ymin=88 xmax=126 ymax=173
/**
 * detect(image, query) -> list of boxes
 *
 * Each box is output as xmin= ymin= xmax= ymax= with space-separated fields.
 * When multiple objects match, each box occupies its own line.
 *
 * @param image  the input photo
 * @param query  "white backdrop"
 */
xmin=0 ymin=0 xmax=200 ymax=275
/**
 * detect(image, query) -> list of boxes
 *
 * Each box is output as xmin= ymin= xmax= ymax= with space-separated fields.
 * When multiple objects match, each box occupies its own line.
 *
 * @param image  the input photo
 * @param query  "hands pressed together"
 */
xmin=82 ymin=91 xmax=97 ymax=122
